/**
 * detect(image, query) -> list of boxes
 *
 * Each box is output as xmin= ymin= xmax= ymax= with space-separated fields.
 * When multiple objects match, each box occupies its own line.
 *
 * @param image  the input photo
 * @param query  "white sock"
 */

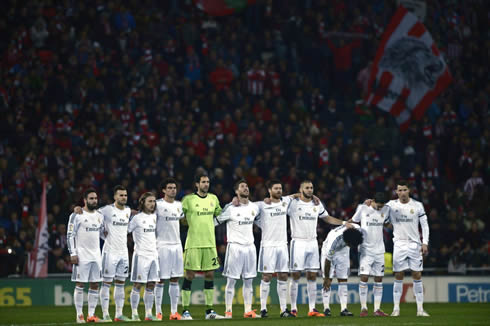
xmin=87 ymin=289 xmax=99 ymax=317
xmin=143 ymin=288 xmax=154 ymax=317
xmin=338 ymin=283 xmax=348 ymax=311
xmin=359 ymin=281 xmax=368 ymax=310
xmin=393 ymin=280 xmax=403 ymax=311
xmin=225 ymin=278 xmax=236 ymax=312
xmin=114 ymin=283 xmax=125 ymax=317
xmin=130 ymin=288 xmax=140 ymax=315
xmin=169 ymin=282 xmax=180 ymax=314
xmin=289 ymin=279 xmax=299 ymax=311
xmin=74 ymin=286 xmax=84 ymax=316
xmin=243 ymin=278 xmax=253 ymax=312
xmin=307 ymin=280 xmax=317 ymax=311
xmin=100 ymin=283 xmax=111 ymax=316
xmin=413 ymin=280 xmax=424 ymax=312
xmin=260 ymin=280 xmax=270 ymax=311
xmin=374 ymin=282 xmax=383 ymax=311
xmin=322 ymin=288 xmax=331 ymax=310
xmin=155 ymin=283 xmax=164 ymax=315
xmin=277 ymin=280 xmax=288 ymax=312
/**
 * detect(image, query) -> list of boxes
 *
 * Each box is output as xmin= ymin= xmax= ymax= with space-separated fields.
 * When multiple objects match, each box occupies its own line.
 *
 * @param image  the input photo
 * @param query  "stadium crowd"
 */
xmin=0 ymin=0 xmax=488 ymax=277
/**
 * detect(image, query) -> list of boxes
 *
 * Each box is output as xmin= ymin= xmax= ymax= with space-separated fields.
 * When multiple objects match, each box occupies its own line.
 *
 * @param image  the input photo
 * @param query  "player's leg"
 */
xmin=410 ymin=246 xmax=429 ymax=316
xmin=225 ymin=277 xmax=237 ymax=317
xmin=130 ymin=254 xmax=144 ymax=321
xmin=143 ymin=282 xmax=156 ymax=320
xmin=338 ymin=279 xmax=353 ymax=316
xmin=276 ymin=245 xmax=292 ymax=316
xmin=113 ymin=255 xmax=130 ymax=321
xmin=242 ymin=244 xmax=258 ymax=318
xmin=155 ymin=246 xmax=168 ymax=319
xmin=181 ymin=248 xmax=197 ymax=318
xmin=202 ymin=247 xmax=223 ymax=319
xmin=392 ymin=243 xmax=407 ymax=316
xmin=155 ymin=280 xmax=165 ymax=319
xmin=289 ymin=271 xmax=300 ymax=314
xmin=168 ymin=244 xmax=184 ymax=320
xmin=337 ymin=249 xmax=352 ymax=317
xmin=258 ymin=246 xmax=271 ymax=316
xmin=306 ymin=271 xmax=323 ymax=316
xmin=359 ymin=274 xmax=369 ymax=316
xmin=289 ymin=239 xmax=302 ymax=315
xmin=99 ymin=252 xmax=112 ymax=320
xmin=372 ymin=253 xmax=388 ymax=316
xmin=86 ymin=262 xmax=102 ymax=322
xmin=130 ymin=283 xmax=143 ymax=321
xmin=320 ymin=250 xmax=332 ymax=316
xmin=74 ymin=281 xmax=85 ymax=323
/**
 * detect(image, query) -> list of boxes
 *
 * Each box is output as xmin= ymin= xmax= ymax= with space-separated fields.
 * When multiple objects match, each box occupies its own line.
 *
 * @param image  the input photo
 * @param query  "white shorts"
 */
xmin=321 ymin=246 xmax=350 ymax=279
xmin=258 ymin=245 xmax=289 ymax=273
xmin=72 ymin=261 xmax=102 ymax=283
xmin=158 ymin=244 xmax=184 ymax=279
xmin=290 ymin=239 xmax=320 ymax=271
xmin=358 ymin=251 xmax=385 ymax=277
xmin=223 ymin=243 xmax=257 ymax=279
xmin=131 ymin=253 xmax=159 ymax=283
xmin=102 ymin=251 xmax=129 ymax=281
xmin=393 ymin=242 xmax=423 ymax=272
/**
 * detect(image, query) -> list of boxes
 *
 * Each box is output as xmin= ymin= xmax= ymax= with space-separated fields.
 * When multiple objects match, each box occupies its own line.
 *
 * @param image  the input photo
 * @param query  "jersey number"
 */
xmin=212 ymin=257 xmax=218 ymax=266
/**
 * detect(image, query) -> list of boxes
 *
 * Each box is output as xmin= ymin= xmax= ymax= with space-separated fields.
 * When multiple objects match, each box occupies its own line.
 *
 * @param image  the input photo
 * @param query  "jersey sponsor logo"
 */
xmin=410 ymin=209 xmax=414 ymax=214
xmin=113 ymin=219 xmax=128 ymax=226
xmin=165 ymin=216 xmax=180 ymax=221
xmin=85 ymin=225 xmax=100 ymax=232
xmin=299 ymin=213 xmax=315 ymax=220
xmin=366 ymin=220 xmax=384 ymax=227
xmin=239 ymin=217 xmax=254 ymax=225
xmin=395 ymin=216 xmax=413 ymax=223
xmin=143 ymin=227 xmax=155 ymax=232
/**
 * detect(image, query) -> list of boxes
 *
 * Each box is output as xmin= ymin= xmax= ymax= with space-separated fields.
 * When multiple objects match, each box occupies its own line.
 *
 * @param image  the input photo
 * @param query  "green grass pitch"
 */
xmin=1 ymin=303 xmax=489 ymax=325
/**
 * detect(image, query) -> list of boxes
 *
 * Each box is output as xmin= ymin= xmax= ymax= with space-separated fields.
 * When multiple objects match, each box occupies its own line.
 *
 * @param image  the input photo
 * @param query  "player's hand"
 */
xmin=363 ymin=199 xmax=373 ymax=206
xmin=345 ymin=222 xmax=354 ymax=229
xmin=74 ymin=206 xmax=82 ymax=214
xmin=323 ymin=278 xmax=332 ymax=291
xmin=291 ymin=193 xmax=301 ymax=199
xmin=313 ymin=195 xmax=320 ymax=205
xmin=421 ymin=244 xmax=429 ymax=256
xmin=232 ymin=196 xmax=240 ymax=206
xmin=71 ymin=255 xmax=79 ymax=265
xmin=263 ymin=197 xmax=272 ymax=204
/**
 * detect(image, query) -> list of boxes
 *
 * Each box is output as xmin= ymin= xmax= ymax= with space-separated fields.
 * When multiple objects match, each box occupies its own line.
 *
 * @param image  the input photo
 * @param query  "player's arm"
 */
xmin=214 ymin=203 xmax=232 ymax=226
xmin=322 ymin=258 xmax=332 ymax=290
xmin=127 ymin=214 xmax=137 ymax=233
xmin=319 ymin=202 xmax=353 ymax=227
xmin=253 ymin=202 xmax=263 ymax=228
xmin=180 ymin=196 xmax=190 ymax=225
xmin=213 ymin=195 xmax=223 ymax=217
xmin=419 ymin=205 xmax=429 ymax=255
xmin=67 ymin=213 xmax=80 ymax=264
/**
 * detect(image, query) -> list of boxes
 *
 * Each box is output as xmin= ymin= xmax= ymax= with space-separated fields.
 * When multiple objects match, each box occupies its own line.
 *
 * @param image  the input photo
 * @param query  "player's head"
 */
xmin=373 ymin=192 xmax=386 ymax=210
xmin=160 ymin=178 xmax=177 ymax=199
xmin=113 ymin=185 xmax=127 ymax=206
xmin=343 ymin=228 xmax=363 ymax=248
xmin=194 ymin=172 xmax=210 ymax=194
xmin=138 ymin=192 xmax=156 ymax=213
xmin=234 ymin=179 xmax=249 ymax=199
xmin=83 ymin=188 xmax=98 ymax=211
xmin=267 ymin=179 xmax=282 ymax=199
xmin=395 ymin=180 xmax=410 ymax=202
xmin=299 ymin=180 xmax=314 ymax=199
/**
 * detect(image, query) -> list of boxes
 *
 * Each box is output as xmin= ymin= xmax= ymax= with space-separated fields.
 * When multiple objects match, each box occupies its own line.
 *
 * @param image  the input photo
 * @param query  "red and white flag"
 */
xmin=365 ymin=6 xmax=452 ymax=131
xmin=28 ymin=180 xmax=49 ymax=278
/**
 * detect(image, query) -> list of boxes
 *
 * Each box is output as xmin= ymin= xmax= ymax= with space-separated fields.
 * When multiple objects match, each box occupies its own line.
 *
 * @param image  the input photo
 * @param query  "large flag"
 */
xmin=195 ymin=0 xmax=256 ymax=16
xmin=28 ymin=180 xmax=49 ymax=278
xmin=365 ymin=6 xmax=451 ymax=131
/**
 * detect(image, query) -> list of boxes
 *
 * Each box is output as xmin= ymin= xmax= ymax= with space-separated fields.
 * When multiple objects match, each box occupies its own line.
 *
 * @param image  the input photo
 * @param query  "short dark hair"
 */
xmin=160 ymin=178 xmax=177 ymax=191
xmin=83 ymin=188 xmax=97 ymax=199
xmin=374 ymin=192 xmax=386 ymax=204
xmin=267 ymin=179 xmax=282 ymax=189
xmin=234 ymin=179 xmax=247 ymax=191
xmin=396 ymin=179 xmax=409 ymax=187
xmin=138 ymin=192 xmax=156 ymax=212
xmin=300 ymin=180 xmax=313 ymax=186
xmin=343 ymin=228 xmax=363 ymax=247
xmin=194 ymin=172 xmax=209 ymax=183
xmin=113 ymin=185 xmax=126 ymax=195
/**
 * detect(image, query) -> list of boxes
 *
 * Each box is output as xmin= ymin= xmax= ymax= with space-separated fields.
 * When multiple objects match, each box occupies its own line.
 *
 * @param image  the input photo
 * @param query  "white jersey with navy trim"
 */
xmin=387 ymin=198 xmax=429 ymax=245
xmin=288 ymin=198 xmax=328 ymax=240
xmin=128 ymin=212 xmax=158 ymax=257
xmin=67 ymin=210 xmax=104 ymax=262
xmin=255 ymin=196 xmax=291 ymax=247
xmin=322 ymin=224 xmax=361 ymax=261
xmin=155 ymin=198 xmax=184 ymax=246
xmin=216 ymin=202 xmax=260 ymax=245
xmin=352 ymin=204 xmax=390 ymax=255
xmin=98 ymin=204 xmax=131 ymax=254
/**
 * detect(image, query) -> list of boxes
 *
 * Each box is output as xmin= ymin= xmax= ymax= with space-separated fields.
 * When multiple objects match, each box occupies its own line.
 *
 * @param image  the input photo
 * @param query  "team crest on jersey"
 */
xmin=69 ymin=224 xmax=74 ymax=231
xmin=138 ymin=275 xmax=142 ymax=280
xmin=195 ymin=203 xmax=199 ymax=207
xmin=84 ymin=219 xmax=88 ymax=222
xmin=251 ymin=211 xmax=255 ymax=216
xmin=153 ymin=219 xmax=156 ymax=224
xmin=313 ymin=207 xmax=317 ymax=212
xmin=210 ymin=202 xmax=214 ymax=207
xmin=410 ymin=209 xmax=414 ymax=214
xmin=381 ymin=213 xmax=384 ymax=217
xmin=237 ymin=213 xmax=240 ymax=217
xmin=177 ymin=208 xmax=181 ymax=213
xmin=143 ymin=220 xmax=146 ymax=224
xmin=282 ymin=202 xmax=286 ymax=207
xmin=126 ymin=214 xmax=129 ymax=218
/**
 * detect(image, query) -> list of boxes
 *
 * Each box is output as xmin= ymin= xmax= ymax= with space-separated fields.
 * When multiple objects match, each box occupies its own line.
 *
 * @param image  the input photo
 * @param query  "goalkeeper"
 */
xmin=180 ymin=172 xmax=224 ymax=320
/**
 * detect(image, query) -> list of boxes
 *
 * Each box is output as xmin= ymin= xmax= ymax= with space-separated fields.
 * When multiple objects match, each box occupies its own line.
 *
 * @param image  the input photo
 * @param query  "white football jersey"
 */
xmin=98 ymin=204 xmax=131 ymax=254
xmin=155 ymin=198 xmax=184 ymax=246
xmin=288 ymin=198 xmax=328 ymax=240
xmin=322 ymin=224 xmax=361 ymax=261
xmin=387 ymin=198 xmax=429 ymax=245
xmin=67 ymin=210 xmax=103 ymax=262
xmin=128 ymin=212 xmax=158 ymax=256
xmin=216 ymin=202 xmax=260 ymax=245
xmin=255 ymin=196 xmax=291 ymax=247
xmin=352 ymin=204 xmax=390 ymax=255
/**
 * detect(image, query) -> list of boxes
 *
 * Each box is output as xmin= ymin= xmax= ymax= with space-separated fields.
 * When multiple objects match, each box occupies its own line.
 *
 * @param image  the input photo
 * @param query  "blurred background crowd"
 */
xmin=0 ymin=0 xmax=488 ymax=277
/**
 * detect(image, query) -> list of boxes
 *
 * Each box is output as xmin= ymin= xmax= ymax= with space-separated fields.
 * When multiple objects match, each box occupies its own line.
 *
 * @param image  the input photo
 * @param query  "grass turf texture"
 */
xmin=0 ymin=303 xmax=489 ymax=325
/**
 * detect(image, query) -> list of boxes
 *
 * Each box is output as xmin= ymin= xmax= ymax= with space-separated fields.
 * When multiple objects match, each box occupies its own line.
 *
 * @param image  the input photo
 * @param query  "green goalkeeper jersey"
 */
xmin=182 ymin=192 xmax=222 ymax=249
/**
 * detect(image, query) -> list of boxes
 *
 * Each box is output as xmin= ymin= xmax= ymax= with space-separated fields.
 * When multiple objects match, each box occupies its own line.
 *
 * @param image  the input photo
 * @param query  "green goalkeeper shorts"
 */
xmin=183 ymin=247 xmax=220 ymax=271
